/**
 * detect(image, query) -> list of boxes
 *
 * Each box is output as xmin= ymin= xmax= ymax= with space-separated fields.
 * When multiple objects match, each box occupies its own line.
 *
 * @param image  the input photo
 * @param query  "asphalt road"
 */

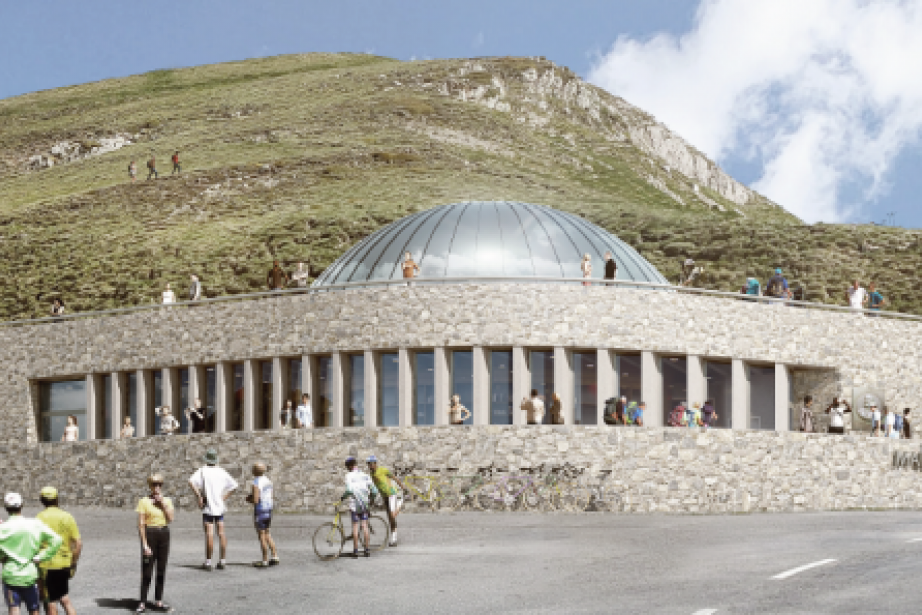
xmin=12 ymin=507 xmax=922 ymax=614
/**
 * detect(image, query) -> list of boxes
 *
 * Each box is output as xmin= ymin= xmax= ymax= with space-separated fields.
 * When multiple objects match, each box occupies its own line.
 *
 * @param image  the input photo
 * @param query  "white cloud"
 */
xmin=587 ymin=0 xmax=922 ymax=222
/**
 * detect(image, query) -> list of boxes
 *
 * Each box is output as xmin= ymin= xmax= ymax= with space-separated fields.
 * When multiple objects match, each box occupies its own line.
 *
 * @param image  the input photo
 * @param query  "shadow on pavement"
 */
xmin=95 ymin=598 xmax=138 ymax=609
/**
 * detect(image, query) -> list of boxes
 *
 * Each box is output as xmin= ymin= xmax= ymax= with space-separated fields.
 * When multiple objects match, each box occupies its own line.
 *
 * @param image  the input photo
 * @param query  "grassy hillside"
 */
xmin=0 ymin=53 xmax=916 ymax=318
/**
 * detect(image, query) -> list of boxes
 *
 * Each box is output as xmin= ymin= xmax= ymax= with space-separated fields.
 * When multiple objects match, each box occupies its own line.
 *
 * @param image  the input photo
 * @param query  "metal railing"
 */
xmin=3 ymin=276 xmax=919 ymax=329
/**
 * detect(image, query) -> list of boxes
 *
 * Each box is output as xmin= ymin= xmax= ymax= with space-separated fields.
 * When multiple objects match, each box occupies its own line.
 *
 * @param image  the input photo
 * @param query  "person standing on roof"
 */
xmin=867 ymin=281 xmax=886 ymax=314
xmin=765 ymin=268 xmax=791 ymax=302
xmin=291 ymin=262 xmax=309 ymax=288
xmin=189 ymin=274 xmax=202 ymax=302
xmin=846 ymin=279 xmax=868 ymax=311
xmin=266 ymin=261 xmax=289 ymax=291
xmin=745 ymin=277 xmax=761 ymax=297
xmin=603 ymin=252 xmax=617 ymax=284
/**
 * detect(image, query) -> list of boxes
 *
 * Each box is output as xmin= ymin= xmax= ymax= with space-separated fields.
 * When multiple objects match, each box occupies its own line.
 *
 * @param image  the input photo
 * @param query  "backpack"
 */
xmin=147 ymin=158 xmax=154 ymax=169
xmin=603 ymin=398 xmax=618 ymax=424
xmin=766 ymin=275 xmax=785 ymax=298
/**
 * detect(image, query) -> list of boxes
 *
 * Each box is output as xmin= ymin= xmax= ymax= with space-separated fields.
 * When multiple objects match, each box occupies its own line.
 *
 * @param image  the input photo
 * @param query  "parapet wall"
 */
xmin=6 ymin=426 xmax=922 ymax=514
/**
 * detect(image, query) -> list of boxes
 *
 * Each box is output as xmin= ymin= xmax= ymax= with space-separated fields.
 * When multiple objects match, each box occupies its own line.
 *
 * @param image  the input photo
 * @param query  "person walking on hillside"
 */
xmin=136 ymin=473 xmax=174 ymax=613
xmin=291 ymin=262 xmax=309 ymax=288
xmin=868 ymin=282 xmax=886 ymax=314
xmin=765 ymin=268 xmax=791 ymax=302
xmin=146 ymin=155 xmax=158 ymax=180
xmin=188 ymin=448 xmax=239 ymax=571
xmin=448 ymin=394 xmax=471 ymax=425
xmin=188 ymin=275 xmax=202 ymax=302
xmin=266 ymin=260 xmax=289 ymax=291
xmin=799 ymin=396 xmax=815 ymax=433
xmin=846 ymin=279 xmax=868 ymax=311
xmin=161 ymin=283 xmax=175 ymax=305
xmin=581 ymin=254 xmax=592 ymax=287
xmin=402 ymin=252 xmax=420 ymax=286
xmin=0 ymin=492 xmax=62 ymax=615
xmin=603 ymin=252 xmax=617 ymax=283
xmin=128 ymin=159 xmax=137 ymax=182
xmin=171 ymin=151 xmax=180 ymax=175
xmin=37 ymin=486 xmax=82 ymax=615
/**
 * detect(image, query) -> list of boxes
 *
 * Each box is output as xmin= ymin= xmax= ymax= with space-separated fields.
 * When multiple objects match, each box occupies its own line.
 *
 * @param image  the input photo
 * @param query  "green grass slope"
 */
xmin=0 ymin=53 xmax=915 ymax=318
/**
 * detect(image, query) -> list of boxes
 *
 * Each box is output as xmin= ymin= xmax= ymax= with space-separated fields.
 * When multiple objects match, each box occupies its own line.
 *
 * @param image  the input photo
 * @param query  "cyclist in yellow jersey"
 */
xmin=36 ymin=487 xmax=82 ymax=615
xmin=366 ymin=456 xmax=408 ymax=547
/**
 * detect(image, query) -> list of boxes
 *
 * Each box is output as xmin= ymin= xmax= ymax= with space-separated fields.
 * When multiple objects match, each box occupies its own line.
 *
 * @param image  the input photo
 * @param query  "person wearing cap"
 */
xmin=245 ymin=463 xmax=279 ymax=568
xmin=188 ymin=449 xmax=238 ymax=571
xmin=366 ymin=456 xmax=408 ymax=547
xmin=136 ymin=473 xmax=174 ymax=613
xmin=342 ymin=457 xmax=378 ymax=558
xmin=0 ymin=492 xmax=62 ymax=615
xmin=36 ymin=487 xmax=81 ymax=615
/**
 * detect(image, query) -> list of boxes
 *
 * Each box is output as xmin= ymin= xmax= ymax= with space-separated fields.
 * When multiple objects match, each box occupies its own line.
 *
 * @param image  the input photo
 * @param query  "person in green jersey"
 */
xmin=0 ymin=492 xmax=62 ymax=615
xmin=36 ymin=487 xmax=82 ymax=615
xmin=366 ymin=456 xmax=408 ymax=547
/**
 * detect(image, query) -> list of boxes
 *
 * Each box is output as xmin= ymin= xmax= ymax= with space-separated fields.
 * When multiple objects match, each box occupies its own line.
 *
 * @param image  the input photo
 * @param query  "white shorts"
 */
xmin=386 ymin=494 xmax=402 ymax=513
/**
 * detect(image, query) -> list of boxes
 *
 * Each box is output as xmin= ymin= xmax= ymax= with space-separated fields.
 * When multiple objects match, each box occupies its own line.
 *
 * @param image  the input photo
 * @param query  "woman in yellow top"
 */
xmin=136 ymin=473 xmax=174 ymax=613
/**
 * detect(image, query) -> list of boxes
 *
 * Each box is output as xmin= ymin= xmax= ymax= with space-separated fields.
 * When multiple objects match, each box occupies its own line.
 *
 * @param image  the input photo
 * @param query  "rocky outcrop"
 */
xmin=26 ymin=134 xmax=133 ymax=170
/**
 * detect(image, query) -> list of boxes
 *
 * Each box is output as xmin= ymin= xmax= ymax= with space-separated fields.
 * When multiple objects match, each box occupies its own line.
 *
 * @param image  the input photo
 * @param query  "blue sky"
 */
xmin=2 ymin=0 xmax=919 ymax=227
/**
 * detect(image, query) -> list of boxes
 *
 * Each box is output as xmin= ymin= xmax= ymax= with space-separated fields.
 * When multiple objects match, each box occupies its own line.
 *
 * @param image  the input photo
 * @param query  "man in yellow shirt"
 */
xmin=366 ymin=456 xmax=408 ymax=547
xmin=36 ymin=487 xmax=82 ymax=615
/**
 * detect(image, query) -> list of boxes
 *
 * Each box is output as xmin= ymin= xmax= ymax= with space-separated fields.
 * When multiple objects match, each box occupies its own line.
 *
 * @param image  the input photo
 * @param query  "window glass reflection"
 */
xmin=419 ymin=205 xmax=464 ymax=278
xmin=348 ymin=355 xmax=365 ymax=426
xmin=315 ymin=357 xmax=332 ymax=428
xmin=618 ymin=355 xmax=642 ymax=404
xmin=128 ymin=373 xmax=138 ymax=436
xmin=152 ymin=371 xmax=163 ymax=436
xmin=100 ymin=375 xmax=112 ymax=439
xmin=530 ymin=351 xmax=555 ymax=425
xmin=231 ymin=364 xmax=245 ymax=432
xmin=451 ymin=351 xmax=474 ymax=425
xmin=490 ymin=350 xmax=513 ymax=425
xmin=706 ymin=362 xmax=732 ymax=429
xmin=379 ymin=353 xmax=400 ymax=426
xmin=573 ymin=352 xmax=597 ymax=425
xmin=446 ymin=203 xmax=479 ymax=277
xmin=750 ymin=366 xmax=775 ymax=430
xmin=663 ymin=357 xmax=688 ymax=425
xmin=40 ymin=380 xmax=86 ymax=442
xmin=414 ymin=352 xmax=435 ymax=425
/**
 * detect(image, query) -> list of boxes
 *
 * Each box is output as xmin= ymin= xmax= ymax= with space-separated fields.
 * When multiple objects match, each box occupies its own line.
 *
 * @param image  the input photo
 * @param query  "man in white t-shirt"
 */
xmin=846 ymin=280 xmax=868 ymax=310
xmin=295 ymin=393 xmax=313 ymax=429
xmin=521 ymin=390 xmax=545 ymax=425
xmin=188 ymin=448 xmax=239 ymax=570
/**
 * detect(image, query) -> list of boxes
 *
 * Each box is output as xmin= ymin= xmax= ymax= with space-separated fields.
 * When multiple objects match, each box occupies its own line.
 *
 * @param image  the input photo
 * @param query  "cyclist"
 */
xmin=366 ymin=455 xmax=408 ymax=547
xmin=342 ymin=457 xmax=378 ymax=558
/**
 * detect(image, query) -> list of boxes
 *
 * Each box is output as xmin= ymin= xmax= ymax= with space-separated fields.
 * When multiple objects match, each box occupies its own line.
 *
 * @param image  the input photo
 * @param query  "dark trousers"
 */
xmin=172 ymin=163 xmax=180 ymax=174
xmin=141 ymin=527 xmax=170 ymax=602
xmin=147 ymin=168 xmax=158 ymax=179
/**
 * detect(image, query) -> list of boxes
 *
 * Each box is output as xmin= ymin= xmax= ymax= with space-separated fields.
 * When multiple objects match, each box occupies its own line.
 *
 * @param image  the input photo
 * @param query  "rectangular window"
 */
xmin=617 ymin=355 xmax=642 ymax=403
xmin=315 ymin=356 xmax=333 ymax=428
xmin=127 ymin=373 xmax=138 ymax=436
xmin=259 ymin=361 xmax=273 ymax=430
xmin=705 ymin=362 xmax=732 ymax=429
xmin=100 ymin=374 xmax=112 ymax=439
xmin=348 ymin=355 xmax=365 ymax=427
xmin=573 ymin=352 xmax=598 ymax=425
xmin=288 ymin=359 xmax=303 ymax=408
xmin=414 ymin=351 xmax=435 ymax=425
xmin=662 ymin=357 xmax=688 ymax=426
xmin=451 ymin=351 xmax=474 ymax=425
xmin=530 ymin=350 xmax=555 ymax=425
xmin=39 ymin=380 xmax=86 ymax=442
xmin=231 ymin=363 xmax=245 ymax=432
xmin=203 ymin=366 xmax=216 ymax=432
xmin=749 ymin=366 xmax=775 ymax=430
xmin=490 ymin=350 xmax=513 ymax=425
xmin=178 ymin=368 xmax=190 ymax=434
xmin=151 ymin=371 xmax=162 ymax=436
xmin=379 ymin=353 xmax=400 ymax=426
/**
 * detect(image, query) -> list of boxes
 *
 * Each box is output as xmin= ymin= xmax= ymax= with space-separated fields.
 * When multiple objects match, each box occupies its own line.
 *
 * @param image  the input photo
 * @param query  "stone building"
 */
xmin=6 ymin=201 xmax=922 ymax=512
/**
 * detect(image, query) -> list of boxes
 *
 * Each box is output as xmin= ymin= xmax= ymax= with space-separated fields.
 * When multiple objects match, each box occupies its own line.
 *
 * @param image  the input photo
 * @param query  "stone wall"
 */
xmin=5 ymin=284 xmax=922 ymax=442
xmin=4 ymin=426 xmax=922 ymax=514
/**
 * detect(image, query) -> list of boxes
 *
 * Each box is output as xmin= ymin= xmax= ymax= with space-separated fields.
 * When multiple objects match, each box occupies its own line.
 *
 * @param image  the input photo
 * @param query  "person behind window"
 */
xmin=799 ymin=395 xmax=814 ymax=433
xmin=448 ymin=394 xmax=471 ymax=425
xmin=121 ymin=416 xmax=135 ymax=439
xmin=61 ymin=415 xmax=79 ymax=442
xmin=548 ymin=393 xmax=563 ymax=425
xmin=280 ymin=400 xmax=294 ymax=429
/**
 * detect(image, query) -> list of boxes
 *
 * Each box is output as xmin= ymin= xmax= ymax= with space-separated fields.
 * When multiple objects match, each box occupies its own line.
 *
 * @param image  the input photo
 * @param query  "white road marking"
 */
xmin=772 ymin=559 xmax=837 ymax=580
xmin=907 ymin=538 xmax=922 ymax=543
xmin=692 ymin=610 xmax=718 ymax=615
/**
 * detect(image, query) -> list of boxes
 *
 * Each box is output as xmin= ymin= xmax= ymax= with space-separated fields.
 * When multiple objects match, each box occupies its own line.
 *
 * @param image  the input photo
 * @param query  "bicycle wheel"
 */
xmin=362 ymin=515 xmax=390 ymax=551
xmin=312 ymin=522 xmax=344 ymax=560
xmin=474 ymin=483 xmax=501 ymax=511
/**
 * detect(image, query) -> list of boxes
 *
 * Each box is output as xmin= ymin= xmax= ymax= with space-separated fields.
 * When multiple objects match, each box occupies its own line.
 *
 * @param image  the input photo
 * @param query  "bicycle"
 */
xmin=312 ymin=500 xmax=389 ymax=560
xmin=401 ymin=475 xmax=445 ymax=511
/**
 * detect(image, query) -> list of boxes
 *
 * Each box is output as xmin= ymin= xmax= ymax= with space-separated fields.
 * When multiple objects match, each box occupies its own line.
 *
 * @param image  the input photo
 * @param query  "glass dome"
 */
xmin=312 ymin=201 xmax=668 ymax=286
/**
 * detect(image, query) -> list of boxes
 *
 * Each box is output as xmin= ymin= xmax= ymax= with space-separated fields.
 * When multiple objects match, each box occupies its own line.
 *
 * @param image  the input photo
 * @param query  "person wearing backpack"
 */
xmin=765 ymin=268 xmax=791 ymax=303
xmin=146 ymin=155 xmax=158 ymax=180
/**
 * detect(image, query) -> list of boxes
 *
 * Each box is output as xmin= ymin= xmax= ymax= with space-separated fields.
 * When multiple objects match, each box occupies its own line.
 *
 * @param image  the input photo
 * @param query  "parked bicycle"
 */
xmin=312 ymin=500 xmax=389 ymax=560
